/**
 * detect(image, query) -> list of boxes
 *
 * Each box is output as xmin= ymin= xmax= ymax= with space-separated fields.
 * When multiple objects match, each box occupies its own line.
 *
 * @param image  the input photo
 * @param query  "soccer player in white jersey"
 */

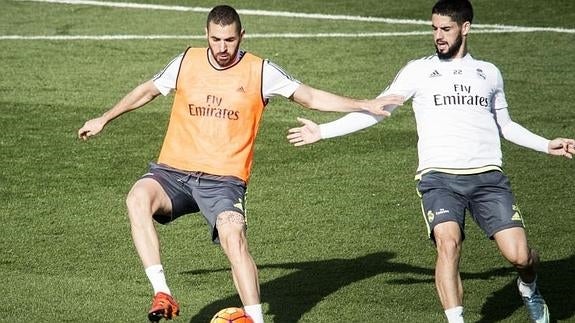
xmin=286 ymin=0 xmax=574 ymax=322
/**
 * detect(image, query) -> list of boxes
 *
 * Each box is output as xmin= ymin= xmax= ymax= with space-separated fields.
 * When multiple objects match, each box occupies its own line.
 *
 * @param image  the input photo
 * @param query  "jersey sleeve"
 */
xmin=319 ymin=111 xmax=383 ymax=139
xmin=491 ymin=67 xmax=509 ymax=111
xmin=495 ymin=108 xmax=550 ymax=153
xmin=317 ymin=61 xmax=419 ymax=139
xmin=378 ymin=60 xmax=418 ymax=101
xmin=152 ymin=53 xmax=184 ymax=96
xmin=492 ymin=68 xmax=549 ymax=153
xmin=262 ymin=60 xmax=301 ymax=100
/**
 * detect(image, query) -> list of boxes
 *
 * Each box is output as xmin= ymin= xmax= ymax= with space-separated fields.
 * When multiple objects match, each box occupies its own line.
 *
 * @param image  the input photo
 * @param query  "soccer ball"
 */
xmin=210 ymin=307 xmax=254 ymax=323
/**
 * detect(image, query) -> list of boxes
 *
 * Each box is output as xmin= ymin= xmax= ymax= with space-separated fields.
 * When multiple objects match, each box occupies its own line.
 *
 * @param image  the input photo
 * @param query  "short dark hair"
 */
xmin=207 ymin=5 xmax=242 ymax=32
xmin=432 ymin=0 xmax=473 ymax=25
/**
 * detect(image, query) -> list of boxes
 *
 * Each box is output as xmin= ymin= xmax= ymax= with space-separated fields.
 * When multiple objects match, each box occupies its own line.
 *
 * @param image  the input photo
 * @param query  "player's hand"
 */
xmin=78 ymin=117 xmax=106 ymax=140
xmin=287 ymin=117 xmax=321 ymax=147
xmin=548 ymin=138 xmax=575 ymax=158
xmin=361 ymin=94 xmax=405 ymax=116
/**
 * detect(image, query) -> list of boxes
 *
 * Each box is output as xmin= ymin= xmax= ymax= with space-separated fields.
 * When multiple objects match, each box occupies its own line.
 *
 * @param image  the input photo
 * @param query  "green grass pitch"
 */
xmin=0 ymin=0 xmax=574 ymax=322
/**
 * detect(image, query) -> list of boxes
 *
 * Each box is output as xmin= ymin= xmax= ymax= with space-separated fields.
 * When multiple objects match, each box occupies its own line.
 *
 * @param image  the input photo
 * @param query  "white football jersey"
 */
xmin=380 ymin=54 xmax=508 ymax=172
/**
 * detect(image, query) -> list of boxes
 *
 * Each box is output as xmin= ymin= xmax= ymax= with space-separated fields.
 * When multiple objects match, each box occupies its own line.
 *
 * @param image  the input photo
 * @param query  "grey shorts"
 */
xmin=142 ymin=163 xmax=247 ymax=243
xmin=416 ymin=170 xmax=525 ymax=240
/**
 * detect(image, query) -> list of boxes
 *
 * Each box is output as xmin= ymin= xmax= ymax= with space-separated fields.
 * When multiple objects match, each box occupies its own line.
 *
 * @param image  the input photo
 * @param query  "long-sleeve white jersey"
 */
xmin=319 ymin=54 xmax=549 ymax=173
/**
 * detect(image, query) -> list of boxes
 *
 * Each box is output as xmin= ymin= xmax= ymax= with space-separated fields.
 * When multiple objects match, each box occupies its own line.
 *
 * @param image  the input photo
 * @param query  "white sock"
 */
xmin=145 ymin=264 xmax=171 ymax=295
xmin=444 ymin=306 xmax=464 ymax=323
xmin=518 ymin=277 xmax=537 ymax=298
xmin=244 ymin=304 xmax=264 ymax=323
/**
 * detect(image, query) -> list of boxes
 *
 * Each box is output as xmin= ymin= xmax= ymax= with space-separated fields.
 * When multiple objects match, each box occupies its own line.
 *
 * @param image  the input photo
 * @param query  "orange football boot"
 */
xmin=148 ymin=292 xmax=180 ymax=322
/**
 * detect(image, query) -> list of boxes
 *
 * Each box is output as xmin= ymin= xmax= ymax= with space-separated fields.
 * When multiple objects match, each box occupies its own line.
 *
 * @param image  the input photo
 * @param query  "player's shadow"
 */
xmin=184 ymin=251 xmax=434 ymax=322
xmin=475 ymin=253 xmax=575 ymax=323
xmin=184 ymin=252 xmax=575 ymax=322
xmin=386 ymin=254 xmax=575 ymax=323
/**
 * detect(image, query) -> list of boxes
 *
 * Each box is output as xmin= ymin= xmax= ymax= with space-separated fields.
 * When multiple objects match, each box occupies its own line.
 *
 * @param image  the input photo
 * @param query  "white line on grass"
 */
xmin=7 ymin=0 xmax=575 ymax=41
xmin=2 ymin=27 xmax=572 ymax=41
xmin=2 ymin=32 xmax=429 ymax=41
xmin=16 ymin=0 xmax=575 ymax=33
xmin=17 ymin=0 xmax=431 ymax=25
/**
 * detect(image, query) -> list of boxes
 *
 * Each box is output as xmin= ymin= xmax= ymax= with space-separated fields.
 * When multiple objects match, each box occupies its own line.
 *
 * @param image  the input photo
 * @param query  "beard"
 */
xmin=436 ymin=33 xmax=463 ymax=60
xmin=209 ymin=47 xmax=239 ymax=67
xmin=214 ymin=52 xmax=233 ymax=66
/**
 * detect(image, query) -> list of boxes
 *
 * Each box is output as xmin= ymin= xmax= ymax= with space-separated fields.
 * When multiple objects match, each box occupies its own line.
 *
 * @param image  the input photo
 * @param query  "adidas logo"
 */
xmin=429 ymin=70 xmax=442 ymax=78
xmin=237 ymin=86 xmax=246 ymax=93
xmin=234 ymin=198 xmax=244 ymax=211
xmin=511 ymin=204 xmax=523 ymax=221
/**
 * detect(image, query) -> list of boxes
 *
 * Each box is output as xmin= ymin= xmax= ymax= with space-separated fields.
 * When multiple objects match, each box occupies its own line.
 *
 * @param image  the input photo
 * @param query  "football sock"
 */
xmin=145 ymin=264 xmax=171 ymax=295
xmin=518 ymin=276 xmax=537 ymax=298
xmin=244 ymin=304 xmax=264 ymax=323
xmin=444 ymin=306 xmax=464 ymax=323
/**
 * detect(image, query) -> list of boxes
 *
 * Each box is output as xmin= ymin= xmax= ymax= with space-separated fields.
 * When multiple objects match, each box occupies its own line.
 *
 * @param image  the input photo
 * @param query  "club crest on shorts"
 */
xmin=427 ymin=210 xmax=435 ymax=222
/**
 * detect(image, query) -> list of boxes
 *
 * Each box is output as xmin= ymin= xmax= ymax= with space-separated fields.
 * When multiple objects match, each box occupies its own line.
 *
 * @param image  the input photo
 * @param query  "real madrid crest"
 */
xmin=427 ymin=210 xmax=435 ymax=222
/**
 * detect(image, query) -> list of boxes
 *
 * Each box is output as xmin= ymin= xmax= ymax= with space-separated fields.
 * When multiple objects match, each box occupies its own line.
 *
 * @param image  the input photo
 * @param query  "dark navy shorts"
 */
xmin=416 ymin=170 xmax=525 ymax=240
xmin=142 ymin=163 xmax=247 ymax=243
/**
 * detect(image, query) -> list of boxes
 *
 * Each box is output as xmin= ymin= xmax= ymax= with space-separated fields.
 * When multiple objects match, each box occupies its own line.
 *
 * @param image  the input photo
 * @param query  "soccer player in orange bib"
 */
xmin=78 ymin=5 xmax=401 ymax=322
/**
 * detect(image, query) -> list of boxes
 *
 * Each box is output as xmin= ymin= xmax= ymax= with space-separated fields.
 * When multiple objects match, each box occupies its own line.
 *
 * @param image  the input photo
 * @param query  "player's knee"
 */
xmin=126 ymin=185 xmax=149 ymax=212
xmin=433 ymin=222 xmax=462 ymax=255
xmin=125 ymin=181 xmax=160 ymax=221
xmin=507 ymin=249 xmax=532 ymax=270
xmin=217 ymin=212 xmax=249 ymax=260
xmin=435 ymin=236 xmax=462 ymax=260
xmin=220 ymin=234 xmax=249 ymax=264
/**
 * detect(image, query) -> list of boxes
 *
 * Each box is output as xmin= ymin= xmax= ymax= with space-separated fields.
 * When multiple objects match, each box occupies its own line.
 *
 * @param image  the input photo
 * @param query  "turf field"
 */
xmin=1 ymin=0 xmax=574 ymax=322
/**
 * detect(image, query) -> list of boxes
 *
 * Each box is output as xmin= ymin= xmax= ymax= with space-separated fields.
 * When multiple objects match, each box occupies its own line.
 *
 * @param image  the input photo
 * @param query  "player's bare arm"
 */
xmin=291 ymin=84 xmax=403 ymax=115
xmin=363 ymin=95 xmax=405 ymax=115
xmin=548 ymin=138 xmax=575 ymax=159
xmin=78 ymin=80 xmax=161 ymax=140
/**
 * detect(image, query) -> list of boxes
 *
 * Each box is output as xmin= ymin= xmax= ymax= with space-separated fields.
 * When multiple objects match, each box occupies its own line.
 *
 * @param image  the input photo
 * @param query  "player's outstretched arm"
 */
xmin=362 ymin=96 xmax=404 ymax=116
xmin=291 ymin=84 xmax=403 ymax=115
xmin=287 ymin=117 xmax=321 ymax=147
xmin=78 ymin=80 xmax=160 ymax=140
xmin=287 ymin=111 xmax=384 ymax=147
xmin=548 ymin=138 xmax=575 ymax=159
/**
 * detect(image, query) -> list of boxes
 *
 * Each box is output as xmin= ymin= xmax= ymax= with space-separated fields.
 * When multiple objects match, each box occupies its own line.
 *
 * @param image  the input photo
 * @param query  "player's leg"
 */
xmin=192 ymin=176 xmax=264 ymax=323
xmin=417 ymin=172 xmax=467 ymax=323
xmin=216 ymin=210 xmax=263 ymax=323
xmin=493 ymin=227 xmax=535 ymax=282
xmin=433 ymin=221 xmax=464 ymax=322
xmin=126 ymin=177 xmax=172 ymax=267
xmin=471 ymin=170 xmax=548 ymax=323
xmin=493 ymin=228 xmax=549 ymax=323
xmin=126 ymin=177 xmax=181 ymax=321
xmin=127 ymin=163 xmax=204 ymax=322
